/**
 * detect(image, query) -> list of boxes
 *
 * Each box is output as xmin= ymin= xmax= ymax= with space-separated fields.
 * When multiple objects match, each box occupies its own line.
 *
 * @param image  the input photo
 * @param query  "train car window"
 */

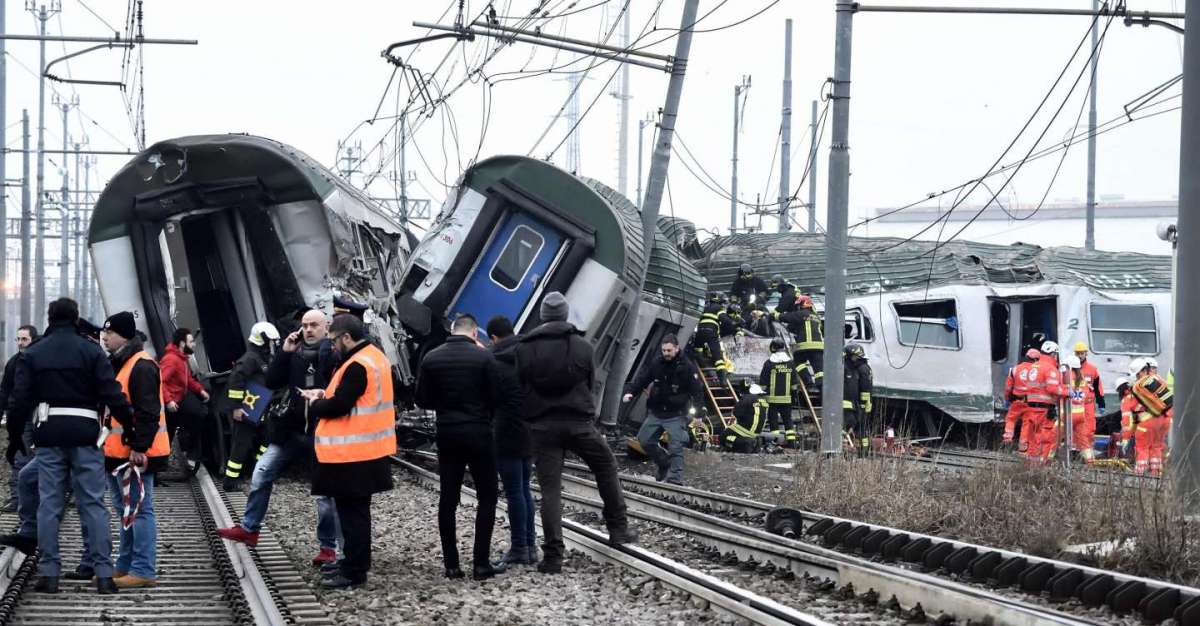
xmin=894 ymin=299 xmax=960 ymax=349
xmin=490 ymin=225 xmax=545 ymax=291
xmin=845 ymin=308 xmax=874 ymax=342
xmin=1089 ymin=303 xmax=1158 ymax=355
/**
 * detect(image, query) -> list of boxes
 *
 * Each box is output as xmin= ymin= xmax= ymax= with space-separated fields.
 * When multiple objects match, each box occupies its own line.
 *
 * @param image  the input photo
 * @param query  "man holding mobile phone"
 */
xmin=218 ymin=309 xmax=341 ymax=568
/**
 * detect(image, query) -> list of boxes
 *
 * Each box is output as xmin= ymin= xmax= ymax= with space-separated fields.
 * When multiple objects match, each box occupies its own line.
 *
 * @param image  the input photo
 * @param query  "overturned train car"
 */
xmin=394 ymin=155 xmax=706 ymax=425
xmin=88 ymin=134 xmax=414 ymax=379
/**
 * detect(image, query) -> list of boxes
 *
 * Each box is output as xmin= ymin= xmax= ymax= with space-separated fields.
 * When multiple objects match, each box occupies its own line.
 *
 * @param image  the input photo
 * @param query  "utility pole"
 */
xmin=779 ymin=19 xmax=794 ymax=232
xmin=821 ymin=1 xmax=854 ymax=455
xmin=73 ymin=141 xmax=81 ymax=300
xmin=601 ymin=0 xmax=701 ymax=426
xmin=809 ymin=99 xmax=819 ymax=232
xmin=19 ymin=110 xmax=29 ymax=327
xmin=637 ymin=114 xmax=654 ymax=208
xmin=54 ymin=94 xmax=76 ymax=299
xmin=613 ymin=6 xmax=632 ymax=197
xmin=31 ymin=1 xmax=59 ymax=324
xmin=1085 ymin=0 xmax=1099 ymax=251
xmin=1172 ymin=0 xmax=1200 ymax=507
xmin=81 ymin=152 xmax=92 ymax=319
xmin=565 ymin=71 xmax=584 ymax=173
xmin=731 ymin=75 xmax=751 ymax=232
xmin=398 ymin=115 xmax=407 ymax=220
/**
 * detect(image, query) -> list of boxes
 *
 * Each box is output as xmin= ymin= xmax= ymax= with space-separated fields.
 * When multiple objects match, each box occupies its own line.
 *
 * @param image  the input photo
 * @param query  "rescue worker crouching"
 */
xmin=842 ymin=343 xmax=872 ymax=458
xmin=624 ymin=334 xmax=704 ymax=485
xmin=759 ymin=339 xmax=799 ymax=448
xmin=4 ymin=298 xmax=133 ymax=595
xmin=101 ymin=312 xmax=169 ymax=589
xmin=725 ymin=383 xmax=768 ymax=452
xmin=776 ymin=295 xmax=824 ymax=389
xmin=223 ymin=322 xmax=279 ymax=491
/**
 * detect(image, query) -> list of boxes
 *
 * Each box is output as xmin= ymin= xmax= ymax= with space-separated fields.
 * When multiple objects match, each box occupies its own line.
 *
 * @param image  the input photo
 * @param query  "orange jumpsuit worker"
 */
xmin=1025 ymin=341 xmax=1064 ymax=463
xmin=1003 ymin=349 xmax=1041 ymax=453
xmin=1063 ymin=355 xmax=1098 ymax=464
xmin=1126 ymin=358 xmax=1173 ymax=477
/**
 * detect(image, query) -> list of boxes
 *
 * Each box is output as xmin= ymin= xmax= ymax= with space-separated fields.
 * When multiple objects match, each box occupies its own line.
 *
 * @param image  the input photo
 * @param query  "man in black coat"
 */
xmin=729 ymin=264 xmax=768 ymax=304
xmin=416 ymin=314 xmax=504 ymax=581
xmin=5 ymin=298 xmax=132 ymax=594
xmin=516 ymin=292 xmax=636 ymax=574
xmin=1 ymin=324 xmax=38 ymax=512
xmin=487 ymin=315 xmax=535 ymax=566
xmin=624 ymin=334 xmax=703 ymax=484
xmin=218 ymin=309 xmax=341 ymax=566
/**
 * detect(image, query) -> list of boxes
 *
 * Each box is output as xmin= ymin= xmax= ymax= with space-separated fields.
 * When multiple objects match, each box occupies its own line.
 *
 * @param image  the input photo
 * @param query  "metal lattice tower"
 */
xmin=611 ymin=6 xmax=632 ymax=197
xmin=565 ymin=72 xmax=583 ymax=174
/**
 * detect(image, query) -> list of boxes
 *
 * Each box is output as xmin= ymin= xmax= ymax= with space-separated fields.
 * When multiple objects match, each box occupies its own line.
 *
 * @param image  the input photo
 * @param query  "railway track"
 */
xmin=0 ymin=466 xmax=331 ymax=625
xmin=392 ymin=454 xmax=836 ymax=626
xmin=566 ymin=456 xmax=1197 ymax=625
xmin=895 ymin=447 xmax=1163 ymax=488
xmin=402 ymin=450 xmax=1103 ymax=625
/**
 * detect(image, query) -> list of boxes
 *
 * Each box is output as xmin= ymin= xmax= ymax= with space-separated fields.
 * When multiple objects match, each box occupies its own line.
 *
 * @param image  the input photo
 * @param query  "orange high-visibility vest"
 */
xmin=105 ymin=350 xmax=170 ymax=459
xmin=314 ymin=343 xmax=397 ymax=463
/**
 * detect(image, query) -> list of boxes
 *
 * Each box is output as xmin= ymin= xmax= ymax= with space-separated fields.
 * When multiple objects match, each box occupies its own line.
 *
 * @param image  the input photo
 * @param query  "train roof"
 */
xmin=461 ymin=155 xmax=707 ymax=316
xmin=90 ymin=134 xmax=403 ymax=243
xmin=698 ymin=232 xmax=1172 ymax=295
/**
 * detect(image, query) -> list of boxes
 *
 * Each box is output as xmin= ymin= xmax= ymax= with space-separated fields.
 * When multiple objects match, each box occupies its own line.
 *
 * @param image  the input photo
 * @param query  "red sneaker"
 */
xmin=217 ymin=526 xmax=259 ymax=547
xmin=311 ymin=547 xmax=337 ymax=566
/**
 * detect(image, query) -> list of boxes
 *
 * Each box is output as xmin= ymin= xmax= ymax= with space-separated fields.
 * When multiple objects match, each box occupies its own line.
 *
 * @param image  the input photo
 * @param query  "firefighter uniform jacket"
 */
xmin=758 ymin=352 xmax=796 ymax=406
xmin=728 ymin=392 xmax=768 ymax=441
xmin=774 ymin=282 xmax=798 ymax=314
xmin=693 ymin=312 xmax=724 ymax=366
xmin=842 ymin=357 xmax=873 ymax=416
xmin=226 ymin=346 xmax=270 ymax=416
xmin=730 ymin=274 xmax=768 ymax=304
xmin=777 ymin=309 xmax=823 ymax=352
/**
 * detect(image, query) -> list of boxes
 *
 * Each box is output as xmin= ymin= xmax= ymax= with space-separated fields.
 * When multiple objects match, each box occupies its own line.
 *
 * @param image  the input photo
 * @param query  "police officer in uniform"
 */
xmin=223 ymin=322 xmax=279 ymax=491
xmin=5 ymin=298 xmax=132 ymax=594
xmin=843 ymin=343 xmax=873 ymax=458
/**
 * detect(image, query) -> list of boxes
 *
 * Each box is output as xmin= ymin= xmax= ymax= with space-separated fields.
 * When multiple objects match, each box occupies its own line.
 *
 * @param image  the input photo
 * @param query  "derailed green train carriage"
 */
xmin=394 ymin=155 xmax=706 ymax=425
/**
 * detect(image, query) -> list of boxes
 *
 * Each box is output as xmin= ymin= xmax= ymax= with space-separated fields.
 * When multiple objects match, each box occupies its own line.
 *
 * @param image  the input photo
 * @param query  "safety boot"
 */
xmin=96 ymin=577 xmax=118 ymax=594
xmin=63 ymin=565 xmax=95 ymax=580
xmin=472 ymin=561 xmax=506 ymax=581
xmin=32 ymin=576 xmax=58 ymax=593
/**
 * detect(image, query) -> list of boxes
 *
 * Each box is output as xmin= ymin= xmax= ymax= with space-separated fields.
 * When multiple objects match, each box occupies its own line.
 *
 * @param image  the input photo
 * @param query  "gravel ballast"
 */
xmin=264 ymin=469 xmax=733 ymax=625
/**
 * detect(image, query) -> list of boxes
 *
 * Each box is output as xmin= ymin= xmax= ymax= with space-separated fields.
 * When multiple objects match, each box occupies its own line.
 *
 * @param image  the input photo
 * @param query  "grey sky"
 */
xmin=1 ymin=0 xmax=1186 ymax=247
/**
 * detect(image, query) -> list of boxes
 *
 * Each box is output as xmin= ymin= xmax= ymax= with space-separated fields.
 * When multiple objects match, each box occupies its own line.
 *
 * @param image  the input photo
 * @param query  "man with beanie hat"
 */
xmin=101 ymin=311 xmax=169 ymax=588
xmin=515 ymin=292 xmax=636 ymax=574
xmin=5 ymin=298 xmax=132 ymax=594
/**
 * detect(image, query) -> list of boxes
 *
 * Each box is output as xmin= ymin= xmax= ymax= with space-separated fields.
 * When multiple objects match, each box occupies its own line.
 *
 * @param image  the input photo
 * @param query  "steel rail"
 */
xmin=195 ymin=465 xmax=288 ymax=626
xmin=554 ymin=457 xmax=1200 ymax=624
xmin=392 ymin=455 xmax=833 ymax=626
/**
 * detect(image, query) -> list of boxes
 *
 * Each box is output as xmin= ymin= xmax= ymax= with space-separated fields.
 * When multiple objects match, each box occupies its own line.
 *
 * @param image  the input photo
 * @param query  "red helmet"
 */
xmin=796 ymin=295 xmax=814 ymax=309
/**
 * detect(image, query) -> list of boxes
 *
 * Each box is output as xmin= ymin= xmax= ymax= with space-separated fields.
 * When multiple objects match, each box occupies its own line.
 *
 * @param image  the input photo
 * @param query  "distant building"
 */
xmin=859 ymin=197 xmax=1177 ymax=254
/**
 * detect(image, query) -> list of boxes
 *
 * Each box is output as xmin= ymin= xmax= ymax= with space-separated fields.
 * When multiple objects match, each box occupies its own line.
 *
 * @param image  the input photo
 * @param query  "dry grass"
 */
xmin=683 ymin=451 xmax=1200 ymax=586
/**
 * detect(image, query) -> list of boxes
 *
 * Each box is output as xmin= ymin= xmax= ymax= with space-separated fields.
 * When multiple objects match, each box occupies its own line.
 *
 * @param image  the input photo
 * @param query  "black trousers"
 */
xmin=167 ymin=392 xmax=207 ymax=459
xmin=333 ymin=494 xmax=372 ymax=580
xmin=225 ymin=418 xmax=264 ymax=481
xmin=766 ymin=404 xmax=794 ymax=431
xmin=531 ymin=420 xmax=629 ymax=563
xmin=436 ymin=427 xmax=498 ymax=569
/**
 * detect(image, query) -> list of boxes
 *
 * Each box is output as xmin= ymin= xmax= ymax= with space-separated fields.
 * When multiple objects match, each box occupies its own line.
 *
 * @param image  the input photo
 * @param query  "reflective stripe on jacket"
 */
xmin=105 ymin=350 xmax=169 ymax=459
xmin=315 ymin=344 xmax=397 ymax=463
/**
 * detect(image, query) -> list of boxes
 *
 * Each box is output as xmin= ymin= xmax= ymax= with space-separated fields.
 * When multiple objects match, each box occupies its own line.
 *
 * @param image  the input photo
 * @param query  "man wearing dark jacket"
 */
xmin=301 ymin=314 xmax=396 ymax=589
xmin=516 ymin=292 xmax=636 ymax=574
xmin=625 ymin=334 xmax=703 ymax=484
xmin=101 ymin=313 xmax=168 ymax=589
xmin=417 ymin=314 xmax=504 ymax=581
xmin=770 ymin=276 xmax=799 ymax=315
xmin=218 ymin=310 xmax=341 ymax=566
xmin=5 ymin=298 xmax=132 ymax=594
xmin=487 ymin=315 xmax=535 ymax=567
xmin=2 ymin=325 xmax=38 ymax=512
xmin=729 ymin=264 xmax=768 ymax=305
xmin=222 ymin=322 xmax=278 ymax=491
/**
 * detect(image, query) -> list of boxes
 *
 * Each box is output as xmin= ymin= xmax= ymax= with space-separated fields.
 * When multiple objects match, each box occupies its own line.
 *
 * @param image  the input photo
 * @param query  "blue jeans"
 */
xmin=496 ymin=455 xmax=536 ymax=549
xmin=636 ymin=413 xmax=688 ymax=483
xmin=241 ymin=434 xmax=340 ymax=550
xmin=108 ymin=471 xmax=156 ymax=579
xmin=37 ymin=446 xmax=111 ymax=577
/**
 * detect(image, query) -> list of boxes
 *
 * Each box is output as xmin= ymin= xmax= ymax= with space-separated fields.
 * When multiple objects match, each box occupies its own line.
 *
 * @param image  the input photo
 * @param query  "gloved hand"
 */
xmin=5 ymin=437 xmax=26 ymax=465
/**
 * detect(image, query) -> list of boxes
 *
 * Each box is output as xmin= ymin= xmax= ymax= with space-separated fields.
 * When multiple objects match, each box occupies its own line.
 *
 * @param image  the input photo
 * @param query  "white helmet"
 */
xmin=1146 ymin=357 xmax=1160 ymax=370
xmin=1127 ymin=357 xmax=1149 ymax=378
xmin=1115 ymin=376 xmax=1130 ymax=389
xmin=248 ymin=321 xmax=280 ymax=347
xmin=749 ymin=383 xmax=765 ymax=395
xmin=1040 ymin=340 xmax=1059 ymax=355
xmin=1064 ymin=355 xmax=1081 ymax=369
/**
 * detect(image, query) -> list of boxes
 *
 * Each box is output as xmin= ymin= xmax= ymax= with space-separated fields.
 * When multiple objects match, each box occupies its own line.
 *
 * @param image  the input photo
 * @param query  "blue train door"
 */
xmin=449 ymin=211 xmax=564 ymax=335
